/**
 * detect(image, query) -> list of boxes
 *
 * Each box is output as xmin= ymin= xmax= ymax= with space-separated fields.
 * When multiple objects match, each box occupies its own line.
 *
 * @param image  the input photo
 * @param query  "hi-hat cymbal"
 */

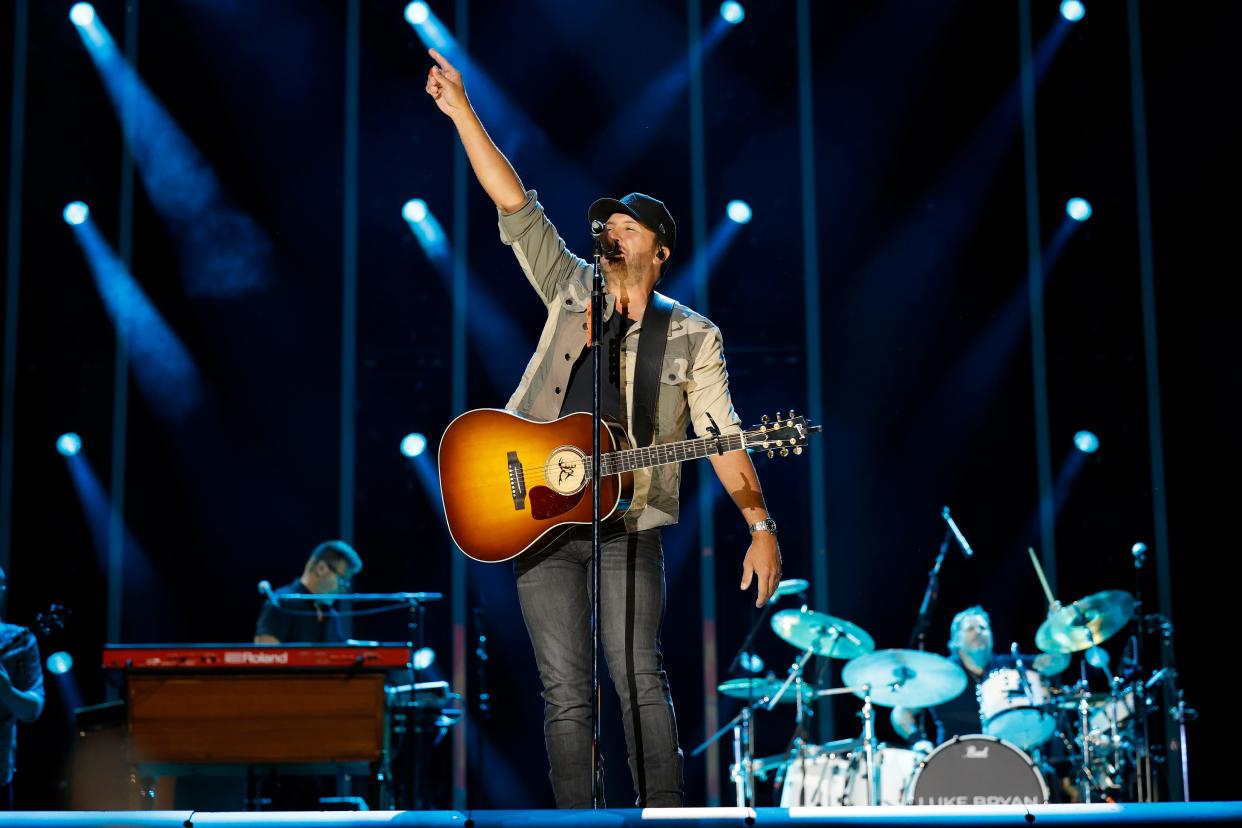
xmin=771 ymin=608 xmax=875 ymax=659
xmin=841 ymin=648 xmax=967 ymax=708
xmin=717 ymin=677 xmax=815 ymax=703
xmin=1036 ymin=590 xmax=1135 ymax=654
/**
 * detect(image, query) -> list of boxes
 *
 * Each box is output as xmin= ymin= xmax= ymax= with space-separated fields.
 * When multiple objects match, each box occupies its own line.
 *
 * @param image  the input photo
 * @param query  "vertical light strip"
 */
xmin=451 ymin=0 xmax=470 ymax=809
xmin=0 ymin=0 xmax=30 ymax=578
xmin=339 ymin=0 xmax=359 ymax=548
xmin=1126 ymin=0 xmax=1179 ymax=800
xmin=1018 ymin=0 xmax=1056 ymax=593
xmin=687 ymin=0 xmax=719 ymax=806
xmin=796 ymin=0 xmax=832 ymax=741
xmin=107 ymin=0 xmax=140 ymax=657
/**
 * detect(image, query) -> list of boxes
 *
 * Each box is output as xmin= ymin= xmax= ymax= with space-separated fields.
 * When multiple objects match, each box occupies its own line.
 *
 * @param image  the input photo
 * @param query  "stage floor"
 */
xmin=0 ymin=804 xmax=1240 ymax=828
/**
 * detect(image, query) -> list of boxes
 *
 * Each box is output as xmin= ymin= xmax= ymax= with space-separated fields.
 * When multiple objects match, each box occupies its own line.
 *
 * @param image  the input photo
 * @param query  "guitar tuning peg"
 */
xmin=766 ymin=450 xmax=774 ymax=459
xmin=761 ymin=414 xmax=770 ymax=424
xmin=788 ymin=438 xmax=797 ymax=446
xmin=794 ymin=447 xmax=802 ymax=456
xmin=779 ymin=447 xmax=789 ymax=457
xmin=788 ymin=410 xmax=795 ymax=419
xmin=758 ymin=424 xmax=767 ymax=434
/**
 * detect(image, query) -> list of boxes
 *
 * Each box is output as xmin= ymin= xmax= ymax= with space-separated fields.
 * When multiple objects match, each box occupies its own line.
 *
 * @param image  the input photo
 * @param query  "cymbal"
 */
xmin=841 ymin=648 xmax=967 ymax=709
xmin=717 ymin=677 xmax=815 ymax=703
xmin=1036 ymin=590 xmax=1135 ymax=654
xmin=1031 ymin=651 xmax=1072 ymax=676
xmin=771 ymin=608 xmax=875 ymax=659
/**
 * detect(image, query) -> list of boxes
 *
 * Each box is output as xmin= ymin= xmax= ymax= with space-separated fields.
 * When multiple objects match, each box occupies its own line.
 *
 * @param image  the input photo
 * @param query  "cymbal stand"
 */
xmin=693 ymin=698 xmax=763 ymax=806
xmin=1073 ymin=661 xmax=1099 ymax=803
xmin=1130 ymin=542 xmax=1154 ymax=801
xmin=767 ymin=640 xmax=822 ymax=807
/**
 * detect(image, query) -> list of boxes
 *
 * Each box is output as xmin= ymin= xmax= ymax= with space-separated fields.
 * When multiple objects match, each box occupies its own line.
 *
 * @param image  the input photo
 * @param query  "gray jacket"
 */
xmin=498 ymin=190 xmax=742 ymax=530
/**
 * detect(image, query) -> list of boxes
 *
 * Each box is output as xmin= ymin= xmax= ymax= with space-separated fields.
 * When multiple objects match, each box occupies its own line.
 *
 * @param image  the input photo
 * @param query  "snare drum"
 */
xmin=978 ymin=667 xmax=1056 ymax=749
xmin=908 ymin=734 xmax=1049 ymax=806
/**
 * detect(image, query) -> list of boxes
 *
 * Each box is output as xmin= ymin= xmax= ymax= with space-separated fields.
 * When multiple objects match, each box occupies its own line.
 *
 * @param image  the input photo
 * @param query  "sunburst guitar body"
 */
xmin=438 ymin=408 xmax=820 ymax=563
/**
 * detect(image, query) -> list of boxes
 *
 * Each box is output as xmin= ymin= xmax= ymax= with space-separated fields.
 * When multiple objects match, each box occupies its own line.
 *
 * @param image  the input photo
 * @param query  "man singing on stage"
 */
xmin=424 ymin=48 xmax=782 ymax=807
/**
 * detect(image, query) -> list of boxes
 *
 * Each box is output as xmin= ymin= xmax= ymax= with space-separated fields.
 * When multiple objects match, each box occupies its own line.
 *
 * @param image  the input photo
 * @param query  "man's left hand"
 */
xmin=740 ymin=533 xmax=782 ymax=608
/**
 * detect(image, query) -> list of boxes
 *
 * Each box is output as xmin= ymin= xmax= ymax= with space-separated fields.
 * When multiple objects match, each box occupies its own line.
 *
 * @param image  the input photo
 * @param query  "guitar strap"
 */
xmin=631 ymin=291 xmax=675 ymax=449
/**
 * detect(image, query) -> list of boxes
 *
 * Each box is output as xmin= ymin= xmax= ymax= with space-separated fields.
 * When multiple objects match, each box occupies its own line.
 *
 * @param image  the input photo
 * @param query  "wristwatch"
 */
xmin=749 ymin=518 xmax=778 ymax=535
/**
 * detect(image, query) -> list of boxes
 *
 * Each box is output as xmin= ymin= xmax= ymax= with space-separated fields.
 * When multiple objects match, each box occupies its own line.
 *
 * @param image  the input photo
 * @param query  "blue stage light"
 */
xmin=1073 ymin=430 xmax=1099 ymax=453
xmin=63 ymin=201 xmax=89 ymax=226
xmin=401 ymin=433 xmax=428 ymax=458
xmin=47 ymin=651 xmax=75 ymax=675
xmin=1060 ymin=0 xmax=1085 ymax=22
xmin=720 ymin=1 xmax=745 ymax=24
xmin=405 ymin=1 xmax=430 ymax=26
xmin=69 ymin=2 xmax=96 ymax=27
xmin=402 ymin=198 xmax=428 ymax=224
xmin=726 ymin=199 xmax=752 ymax=224
xmin=412 ymin=647 xmax=436 ymax=670
xmin=57 ymin=433 xmax=83 ymax=457
xmin=1066 ymin=197 xmax=1093 ymax=222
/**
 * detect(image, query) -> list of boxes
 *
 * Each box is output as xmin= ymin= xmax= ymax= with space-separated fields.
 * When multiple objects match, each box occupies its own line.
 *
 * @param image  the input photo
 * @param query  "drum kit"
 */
xmin=699 ymin=582 xmax=1188 ymax=808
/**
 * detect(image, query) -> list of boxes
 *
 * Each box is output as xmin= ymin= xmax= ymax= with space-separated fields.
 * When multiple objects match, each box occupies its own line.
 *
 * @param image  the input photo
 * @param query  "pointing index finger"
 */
xmin=428 ymin=48 xmax=457 ymax=76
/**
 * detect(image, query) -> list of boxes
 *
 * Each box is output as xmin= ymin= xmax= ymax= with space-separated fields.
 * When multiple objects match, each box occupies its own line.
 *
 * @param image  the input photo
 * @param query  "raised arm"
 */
xmin=425 ymin=48 xmax=527 ymax=213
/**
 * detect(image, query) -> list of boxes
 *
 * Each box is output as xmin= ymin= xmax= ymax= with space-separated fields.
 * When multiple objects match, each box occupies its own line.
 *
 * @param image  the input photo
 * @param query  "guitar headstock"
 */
xmin=744 ymin=410 xmax=822 ymax=459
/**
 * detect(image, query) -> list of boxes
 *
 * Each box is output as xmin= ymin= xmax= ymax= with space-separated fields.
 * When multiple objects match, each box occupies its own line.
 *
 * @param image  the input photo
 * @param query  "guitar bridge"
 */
xmin=507 ymin=451 xmax=526 ymax=511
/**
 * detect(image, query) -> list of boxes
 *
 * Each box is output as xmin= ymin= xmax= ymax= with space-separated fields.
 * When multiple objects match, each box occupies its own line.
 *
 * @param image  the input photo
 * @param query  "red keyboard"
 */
xmin=102 ymin=643 xmax=411 ymax=671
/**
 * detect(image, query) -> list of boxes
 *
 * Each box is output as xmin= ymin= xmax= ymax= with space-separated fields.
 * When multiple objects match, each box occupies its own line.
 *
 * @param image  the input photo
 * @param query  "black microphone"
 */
xmin=941 ymin=506 xmax=974 ymax=558
xmin=257 ymin=580 xmax=280 ymax=608
xmin=591 ymin=220 xmax=621 ymax=257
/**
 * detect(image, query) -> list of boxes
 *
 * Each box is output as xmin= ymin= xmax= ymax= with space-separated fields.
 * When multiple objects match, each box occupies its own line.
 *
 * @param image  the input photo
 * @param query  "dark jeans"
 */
xmin=515 ymin=525 xmax=683 ymax=808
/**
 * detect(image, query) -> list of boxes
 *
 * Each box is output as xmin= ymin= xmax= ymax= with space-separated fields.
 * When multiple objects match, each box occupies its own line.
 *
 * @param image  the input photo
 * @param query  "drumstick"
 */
xmin=1028 ymin=547 xmax=1056 ymax=608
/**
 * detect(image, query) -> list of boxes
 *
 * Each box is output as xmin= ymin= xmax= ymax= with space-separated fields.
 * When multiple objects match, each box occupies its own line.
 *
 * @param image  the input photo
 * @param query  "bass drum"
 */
xmin=908 ymin=734 xmax=1049 ymax=806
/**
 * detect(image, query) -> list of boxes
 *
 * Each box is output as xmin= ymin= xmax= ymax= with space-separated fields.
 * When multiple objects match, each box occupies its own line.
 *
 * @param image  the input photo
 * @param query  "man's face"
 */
xmin=954 ymin=613 xmax=992 ymax=655
xmin=310 ymin=558 xmax=353 ymax=596
xmin=599 ymin=212 xmax=662 ymax=278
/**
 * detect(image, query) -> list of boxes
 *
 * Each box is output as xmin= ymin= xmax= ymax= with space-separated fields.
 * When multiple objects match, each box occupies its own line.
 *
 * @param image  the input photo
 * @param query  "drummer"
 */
xmin=891 ymin=605 xmax=1012 ymax=743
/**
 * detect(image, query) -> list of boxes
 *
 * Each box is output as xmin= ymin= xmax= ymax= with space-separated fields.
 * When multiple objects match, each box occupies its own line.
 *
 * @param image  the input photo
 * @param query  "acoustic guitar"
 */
xmin=438 ymin=408 xmax=819 ymax=563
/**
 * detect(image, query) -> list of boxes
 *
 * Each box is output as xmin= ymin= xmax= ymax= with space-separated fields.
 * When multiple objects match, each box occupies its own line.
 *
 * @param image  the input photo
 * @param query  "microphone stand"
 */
xmin=590 ymin=239 xmax=606 ymax=808
xmin=909 ymin=530 xmax=951 ymax=652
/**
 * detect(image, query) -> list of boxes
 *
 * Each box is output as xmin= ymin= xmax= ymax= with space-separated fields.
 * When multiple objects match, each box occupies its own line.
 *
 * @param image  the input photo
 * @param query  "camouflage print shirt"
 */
xmin=499 ymin=190 xmax=742 ymax=531
xmin=0 ymin=623 xmax=43 ymax=786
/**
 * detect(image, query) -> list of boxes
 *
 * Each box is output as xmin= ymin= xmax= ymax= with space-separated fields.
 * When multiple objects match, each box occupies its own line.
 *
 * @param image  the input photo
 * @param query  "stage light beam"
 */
xmin=402 ymin=198 xmax=428 ymax=224
xmin=720 ymin=1 xmax=745 ymax=25
xmin=1073 ymin=430 xmax=1099 ymax=454
xmin=726 ymin=199 xmax=752 ymax=224
xmin=63 ymin=201 xmax=89 ymax=226
xmin=1066 ymin=197 xmax=1093 ymax=222
xmin=69 ymin=3 xmax=95 ymax=27
xmin=1060 ymin=0 xmax=1086 ymax=23
xmin=401 ymin=433 xmax=428 ymax=458
xmin=412 ymin=647 xmax=436 ymax=670
xmin=57 ymin=433 xmax=83 ymax=457
xmin=405 ymin=1 xmax=431 ymax=26
xmin=47 ymin=652 xmax=75 ymax=675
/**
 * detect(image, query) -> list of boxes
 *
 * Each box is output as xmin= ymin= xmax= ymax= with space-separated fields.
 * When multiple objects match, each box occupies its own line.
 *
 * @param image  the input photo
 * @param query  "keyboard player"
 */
xmin=255 ymin=540 xmax=363 ymax=644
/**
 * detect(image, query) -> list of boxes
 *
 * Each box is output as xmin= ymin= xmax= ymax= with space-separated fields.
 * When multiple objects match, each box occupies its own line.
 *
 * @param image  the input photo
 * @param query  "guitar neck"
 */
xmin=600 ymin=432 xmax=748 ymax=475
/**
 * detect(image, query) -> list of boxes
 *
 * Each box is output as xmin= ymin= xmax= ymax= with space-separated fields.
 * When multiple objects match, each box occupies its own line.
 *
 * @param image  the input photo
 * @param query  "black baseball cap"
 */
xmin=588 ymin=193 xmax=677 ymax=252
